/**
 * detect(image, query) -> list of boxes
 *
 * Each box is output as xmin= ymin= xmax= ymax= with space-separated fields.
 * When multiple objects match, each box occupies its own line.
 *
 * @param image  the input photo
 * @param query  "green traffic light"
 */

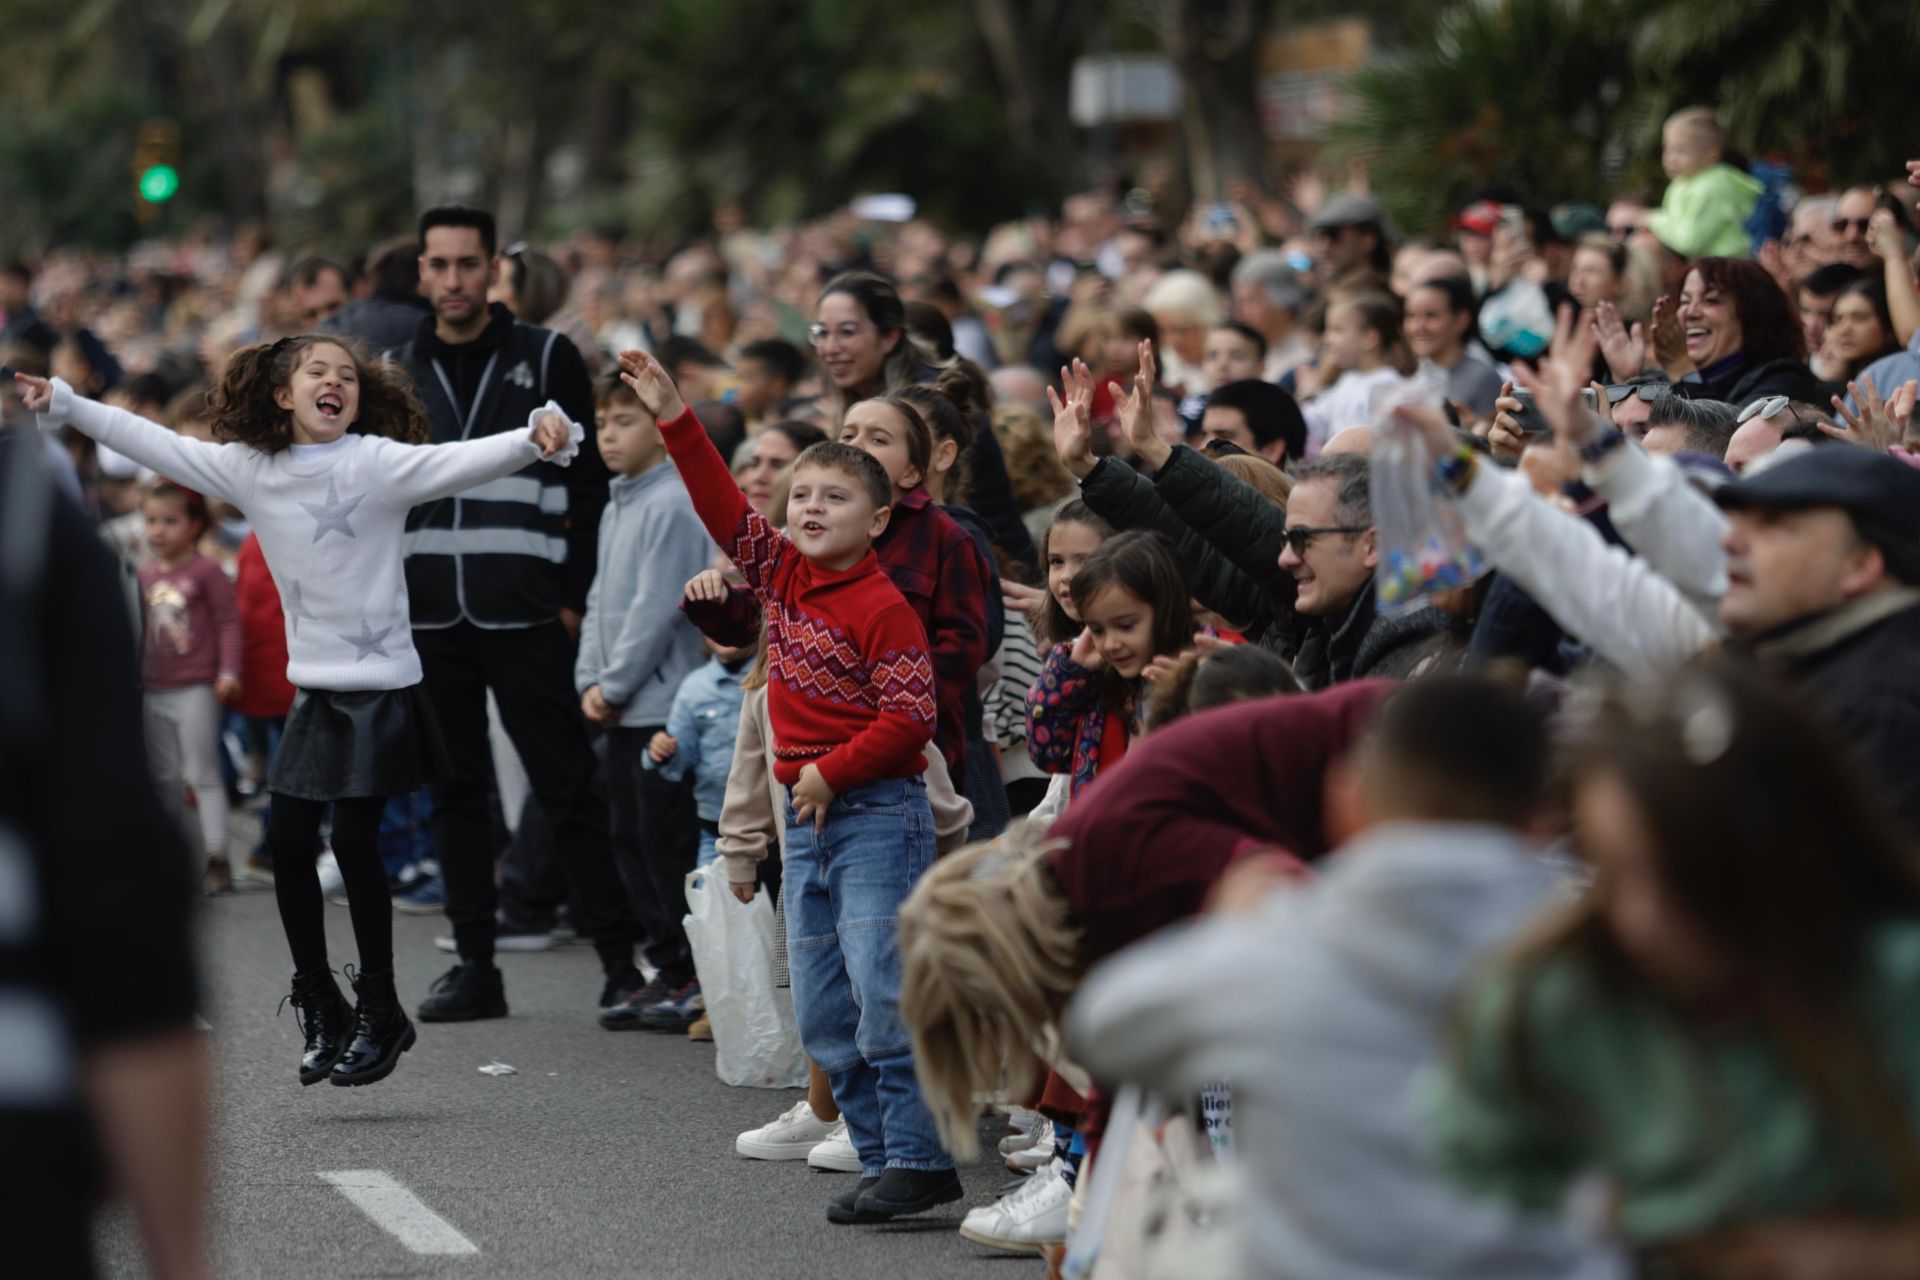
xmin=138 ymin=164 xmax=179 ymax=203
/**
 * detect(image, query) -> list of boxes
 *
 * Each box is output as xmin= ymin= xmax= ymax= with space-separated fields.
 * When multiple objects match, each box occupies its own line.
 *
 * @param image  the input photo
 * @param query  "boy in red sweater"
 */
xmin=618 ymin=350 xmax=962 ymax=1224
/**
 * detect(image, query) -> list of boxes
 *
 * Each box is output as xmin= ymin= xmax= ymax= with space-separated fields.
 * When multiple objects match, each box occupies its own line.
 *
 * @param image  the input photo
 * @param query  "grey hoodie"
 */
xmin=1065 ymin=822 xmax=1624 ymax=1280
xmin=574 ymin=462 xmax=713 ymax=726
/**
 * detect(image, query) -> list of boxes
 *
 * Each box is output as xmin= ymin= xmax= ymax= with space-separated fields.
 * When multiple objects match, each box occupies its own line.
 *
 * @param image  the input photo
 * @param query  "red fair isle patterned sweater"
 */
xmin=658 ymin=406 xmax=935 ymax=792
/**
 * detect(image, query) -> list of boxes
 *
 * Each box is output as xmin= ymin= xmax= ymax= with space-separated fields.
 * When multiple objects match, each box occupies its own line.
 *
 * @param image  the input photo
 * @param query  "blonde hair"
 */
xmin=1665 ymin=105 xmax=1724 ymax=153
xmin=991 ymin=403 xmax=1076 ymax=511
xmin=1214 ymin=452 xmax=1293 ymax=505
xmin=897 ymin=829 xmax=1081 ymax=1157
xmin=1142 ymin=269 xmax=1225 ymax=330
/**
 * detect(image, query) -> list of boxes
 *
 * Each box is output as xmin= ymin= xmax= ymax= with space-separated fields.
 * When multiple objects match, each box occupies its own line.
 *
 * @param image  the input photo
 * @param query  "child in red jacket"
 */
xmin=233 ymin=531 xmax=296 ymax=881
xmin=620 ymin=349 xmax=966 ymax=1225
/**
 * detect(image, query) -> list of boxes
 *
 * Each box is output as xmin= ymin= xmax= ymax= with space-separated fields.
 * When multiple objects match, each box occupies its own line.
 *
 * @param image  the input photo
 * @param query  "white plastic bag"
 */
xmin=682 ymin=869 xmax=808 ymax=1088
xmin=1371 ymin=366 xmax=1487 ymax=614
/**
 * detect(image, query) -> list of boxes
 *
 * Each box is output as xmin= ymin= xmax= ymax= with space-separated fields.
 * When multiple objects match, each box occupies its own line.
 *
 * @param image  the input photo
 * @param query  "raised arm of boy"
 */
xmin=620 ymin=350 xmax=789 ymax=597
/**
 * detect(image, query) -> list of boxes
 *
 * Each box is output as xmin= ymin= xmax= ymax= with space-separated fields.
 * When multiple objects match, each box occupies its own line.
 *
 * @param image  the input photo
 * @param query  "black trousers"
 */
xmin=414 ymin=621 xmax=637 ymax=972
xmin=606 ymin=725 xmax=700 ymax=985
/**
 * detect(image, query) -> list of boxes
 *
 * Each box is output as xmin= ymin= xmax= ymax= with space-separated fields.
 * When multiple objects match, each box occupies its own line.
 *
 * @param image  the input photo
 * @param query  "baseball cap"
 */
xmin=1454 ymin=201 xmax=1502 ymax=237
xmin=1310 ymin=194 xmax=1387 ymax=234
xmin=1714 ymin=445 xmax=1920 ymax=540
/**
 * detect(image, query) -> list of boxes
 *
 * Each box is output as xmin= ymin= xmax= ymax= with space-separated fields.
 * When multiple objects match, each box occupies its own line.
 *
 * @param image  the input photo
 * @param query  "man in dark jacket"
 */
xmin=325 ymin=237 xmax=432 ymax=351
xmin=398 ymin=205 xmax=640 ymax=1023
xmin=1280 ymin=453 xmax=1450 ymax=688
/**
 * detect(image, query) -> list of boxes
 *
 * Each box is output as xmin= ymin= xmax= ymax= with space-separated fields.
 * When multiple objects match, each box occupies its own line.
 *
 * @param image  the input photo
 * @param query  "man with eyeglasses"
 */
xmin=1783 ymin=196 xmax=1839 ymax=279
xmin=1600 ymin=371 xmax=1671 ymax=438
xmin=1277 ymin=452 xmax=1449 ymax=689
xmin=1834 ymin=187 xmax=1885 ymax=272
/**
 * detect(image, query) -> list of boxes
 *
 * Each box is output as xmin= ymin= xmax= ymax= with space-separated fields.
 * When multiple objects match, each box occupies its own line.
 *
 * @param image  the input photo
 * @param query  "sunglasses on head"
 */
xmin=1604 ymin=383 xmax=1665 ymax=405
xmin=1736 ymin=395 xmax=1804 ymax=426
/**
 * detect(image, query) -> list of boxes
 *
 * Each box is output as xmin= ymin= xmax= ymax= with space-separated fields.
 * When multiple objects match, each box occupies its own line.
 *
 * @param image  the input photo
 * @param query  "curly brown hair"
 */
xmin=208 ymin=333 xmax=429 ymax=452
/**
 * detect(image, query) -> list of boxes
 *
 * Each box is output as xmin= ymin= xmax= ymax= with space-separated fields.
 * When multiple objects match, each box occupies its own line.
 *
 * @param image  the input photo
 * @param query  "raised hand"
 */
xmin=1592 ymin=301 xmax=1647 ymax=382
xmin=530 ymin=409 xmax=572 ymax=458
xmin=617 ymin=349 xmax=687 ymax=423
xmin=1002 ymin=578 xmax=1046 ymax=617
xmin=1870 ymin=208 xmax=1906 ymax=264
xmin=1756 ymin=239 xmax=1795 ymax=297
xmin=1112 ymin=339 xmax=1169 ymax=472
xmin=1649 ymin=295 xmax=1692 ymax=378
xmin=1510 ymin=321 xmax=1604 ymax=449
xmin=12 ymin=372 xmax=53 ymax=413
xmin=1046 ymin=359 xmax=1097 ymax=479
xmin=1826 ymin=376 xmax=1918 ymax=453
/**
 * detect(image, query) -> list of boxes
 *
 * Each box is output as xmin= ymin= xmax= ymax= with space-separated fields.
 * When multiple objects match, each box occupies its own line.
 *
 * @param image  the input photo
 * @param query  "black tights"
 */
xmin=268 ymin=794 xmax=393 ymax=977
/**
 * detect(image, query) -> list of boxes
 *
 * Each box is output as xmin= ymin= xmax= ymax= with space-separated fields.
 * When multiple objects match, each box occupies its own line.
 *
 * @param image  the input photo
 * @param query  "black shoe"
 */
xmin=598 ymin=965 xmax=645 ymax=1011
xmin=330 ymin=968 xmax=417 ymax=1086
xmin=855 ymin=1167 xmax=963 ymax=1219
xmin=826 ymin=1176 xmax=883 ymax=1225
xmin=416 ymin=961 xmax=508 ymax=1022
xmin=598 ymin=972 xmax=673 ymax=1030
xmin=283 ymin=969 xmax=352 ymax=1086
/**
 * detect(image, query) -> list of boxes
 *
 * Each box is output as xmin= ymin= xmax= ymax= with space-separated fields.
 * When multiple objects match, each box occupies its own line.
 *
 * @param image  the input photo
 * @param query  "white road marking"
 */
xmin=318 ymin=1170 xmax=479 ymax=1256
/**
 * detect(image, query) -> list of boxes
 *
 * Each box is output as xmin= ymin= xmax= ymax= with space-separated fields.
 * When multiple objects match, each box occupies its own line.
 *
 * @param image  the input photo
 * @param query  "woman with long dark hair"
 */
xmin=1642 ymin=258 xmax=1827 ymax=404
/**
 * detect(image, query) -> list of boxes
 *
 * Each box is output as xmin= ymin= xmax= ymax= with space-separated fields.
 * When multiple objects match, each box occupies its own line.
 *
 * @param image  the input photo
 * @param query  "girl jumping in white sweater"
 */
xmin=16 ymin=334 xmax=577 ymax=1087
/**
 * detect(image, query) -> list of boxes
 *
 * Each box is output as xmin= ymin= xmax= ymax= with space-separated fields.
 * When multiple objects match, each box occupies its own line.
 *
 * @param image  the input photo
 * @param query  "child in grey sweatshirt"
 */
xmin=575 ymin=373 xmax=715 ymax=1006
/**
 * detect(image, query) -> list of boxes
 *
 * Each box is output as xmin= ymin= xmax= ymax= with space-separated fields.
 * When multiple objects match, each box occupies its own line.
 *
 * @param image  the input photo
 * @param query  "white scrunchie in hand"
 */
xmin=527 ymin=400 xmax=586 ymax=467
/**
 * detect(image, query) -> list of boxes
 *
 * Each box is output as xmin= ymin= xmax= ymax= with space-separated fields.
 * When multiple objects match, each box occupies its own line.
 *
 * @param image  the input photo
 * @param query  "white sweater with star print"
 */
xmin=44 ymin=379 xmax=572 ymax=692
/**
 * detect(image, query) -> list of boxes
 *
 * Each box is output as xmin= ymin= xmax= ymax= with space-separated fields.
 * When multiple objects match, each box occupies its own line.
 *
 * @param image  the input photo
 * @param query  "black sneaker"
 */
xmin=598 ymin=972 xmax=672 ymax=1029
xmin=415 ymin=962 xmax=508 ymax=1023
xmin=598 ymin=966 xmax=646 ymax=1011
xmin=639 ymin=979 xmax=704 ymax=1032
xmin=855 ymin=1167 xmax=963 ymax=1219
xmin=826 ymin=1176 xmax=883 ymax=1225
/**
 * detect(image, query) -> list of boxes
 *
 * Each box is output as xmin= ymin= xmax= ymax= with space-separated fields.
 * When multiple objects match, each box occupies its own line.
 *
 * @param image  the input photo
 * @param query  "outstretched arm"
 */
xmin=21 ymin=375 xmax=247 ymax=507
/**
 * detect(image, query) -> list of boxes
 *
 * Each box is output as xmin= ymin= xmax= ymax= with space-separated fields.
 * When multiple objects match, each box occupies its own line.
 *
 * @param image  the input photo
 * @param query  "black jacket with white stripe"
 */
xmin=395 ymin=302 xmax=608 ymax=628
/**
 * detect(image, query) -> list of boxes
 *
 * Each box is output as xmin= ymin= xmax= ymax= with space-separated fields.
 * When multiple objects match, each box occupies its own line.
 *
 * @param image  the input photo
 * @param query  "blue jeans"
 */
xmin=784 ymin=776 xmax=947 ymax=1175
xmin=695 ymin=828 xmax=719 ymax=868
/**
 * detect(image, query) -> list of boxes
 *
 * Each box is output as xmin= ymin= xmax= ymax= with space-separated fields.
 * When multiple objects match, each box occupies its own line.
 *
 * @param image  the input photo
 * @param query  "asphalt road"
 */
xmin=94 ymin=880 xmax=1019 ymax=1279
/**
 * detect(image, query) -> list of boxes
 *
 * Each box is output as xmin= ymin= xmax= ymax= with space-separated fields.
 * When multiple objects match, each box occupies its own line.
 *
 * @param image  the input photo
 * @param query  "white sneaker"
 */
xmin=317 ymin=849 xmax=347 ymax=905
xmin=806 ymin=1119 xmax=863 ymax=1172
xmin=735 ymin=1099 xmax=833 ymax=1161
xmin=1000 ymin=1119 xmax=1053 ymax=1157
xmin=960 ymin=1160 xmax=1072 ymax=1253
xmin=1005 ymin=1122 xmax=1056 ymax=1171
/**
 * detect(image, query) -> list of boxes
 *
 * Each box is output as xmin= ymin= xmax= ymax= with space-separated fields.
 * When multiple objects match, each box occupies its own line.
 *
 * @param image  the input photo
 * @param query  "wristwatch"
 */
xmin=1579 ymin=428 xmax=1627 ymax=465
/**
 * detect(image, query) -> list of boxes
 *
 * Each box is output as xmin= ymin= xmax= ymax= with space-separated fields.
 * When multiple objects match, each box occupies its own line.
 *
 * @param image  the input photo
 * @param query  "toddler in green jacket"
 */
xmin=1648 ymin=106 xmax=1762 ymax=259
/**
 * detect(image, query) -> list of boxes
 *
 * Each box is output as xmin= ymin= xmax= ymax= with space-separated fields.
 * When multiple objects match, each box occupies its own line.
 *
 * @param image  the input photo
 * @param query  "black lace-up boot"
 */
xmin=330 ymin=967 xmax=417 ymax=1086
xmin=284 ymin=969 xmax=353 ymax=1086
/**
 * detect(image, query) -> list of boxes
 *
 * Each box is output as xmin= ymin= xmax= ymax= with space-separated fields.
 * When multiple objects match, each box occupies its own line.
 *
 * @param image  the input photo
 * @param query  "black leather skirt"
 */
xmin=270 ymin=685 xmax=448 ymax=802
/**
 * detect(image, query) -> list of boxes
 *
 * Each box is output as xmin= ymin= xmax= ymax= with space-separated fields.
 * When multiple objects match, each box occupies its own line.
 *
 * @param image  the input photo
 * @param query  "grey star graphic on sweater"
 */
xmin=339 ymin=618 xmax=393 ymax=662
xmin=300 ymin=477 xmax=364 ymax=543
xmin=285 ymin=580 xmax=319 ymax=638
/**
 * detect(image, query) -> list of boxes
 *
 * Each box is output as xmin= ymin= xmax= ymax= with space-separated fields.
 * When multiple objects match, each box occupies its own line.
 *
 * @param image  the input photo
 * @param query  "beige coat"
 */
xmin=716 ymin=684 xmax=974 ymax=886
